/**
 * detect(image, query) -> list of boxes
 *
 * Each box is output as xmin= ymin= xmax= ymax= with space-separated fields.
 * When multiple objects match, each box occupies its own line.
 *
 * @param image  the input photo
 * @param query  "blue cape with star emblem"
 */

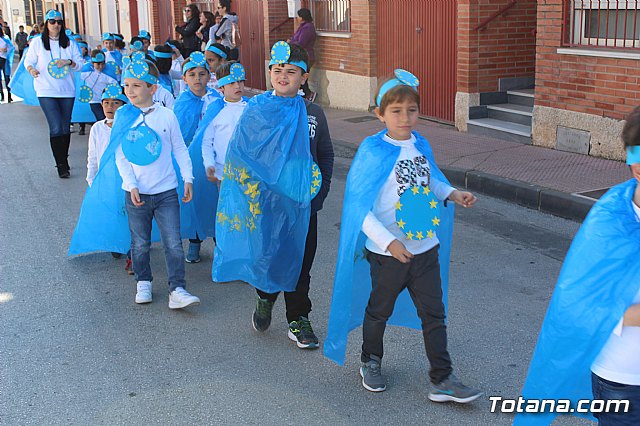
xmin=174 ymin=89 xmax=220 ymax=146
xmin=212 ymin=92 xmax=311 ymax=293
xmin=158 ymin=73 xmax=174 ymax=96
xmin=323 ymin=130 xmax=455 ymax=365
xmin=3 ymin=35 xmax=14 ymax=75
xmin=514 ymin=178 xmax=640 ymax=426
xmin=9 ymin=46 xmax=39 ymax=106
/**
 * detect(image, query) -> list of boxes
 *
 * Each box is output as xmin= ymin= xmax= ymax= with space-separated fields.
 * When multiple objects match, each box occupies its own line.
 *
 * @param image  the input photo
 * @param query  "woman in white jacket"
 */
xmin=24 ymin=10 xmax=82 ymax=178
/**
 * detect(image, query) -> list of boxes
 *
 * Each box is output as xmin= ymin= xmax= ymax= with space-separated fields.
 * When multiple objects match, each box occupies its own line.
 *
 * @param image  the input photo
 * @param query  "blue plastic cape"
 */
xmin=158 ymin=73 xmax=174 ymax=95
xmin=105 ymin=49 xmax=123 ymax=68
xmin=9 ymin=47 xmax=39 ymax=106
xmin=173 ymin=89 xmax=220 ymax=146
xmin=68 ymin=105 xmax=142 ymax=255
xmin=80 ymin=61 xmax=119 ymax=81
xmin=513 ymin=178 xmax=640 ymax=425
xmin=212 ymin=92 xmax=311 ymax=292
xmin=323 ymin=130 xmax=455 ymax=365
xmin=71 ymin=72 xmax=97 ymax=123
xmin=3 ymin=35 xmax=14 ymax=75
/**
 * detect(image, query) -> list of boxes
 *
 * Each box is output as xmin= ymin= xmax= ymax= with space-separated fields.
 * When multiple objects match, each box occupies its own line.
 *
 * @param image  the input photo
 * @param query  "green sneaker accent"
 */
xmin=287 ymin=317 xmax=319 ymax=349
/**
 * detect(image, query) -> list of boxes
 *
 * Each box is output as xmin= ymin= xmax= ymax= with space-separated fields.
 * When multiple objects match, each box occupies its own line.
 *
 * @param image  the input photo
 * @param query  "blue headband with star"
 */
xmin=182 ymin=51 xmax=210 ymax=75
xmin=376 ymin=69 xmax=420 ymax=107
xmin=123 ymin=52 xmax=158 ymax=85
xmin=130 ymin=40 xmax=144 ymax=52
xmin=138 ymin=30 xmax=151 ymax=40
xmin=45 ymin=10 xmax=63 ymax=20
xmin=153 ymin=50 xmax=174 ymax=59
xmin=102 ymin=32 xmax=114 ymax=41
xmin=91 ymin=52 xmax=106 ymax=63
xmin=268 ymin=41 xmax=308 ymax=72
xmin=627 ymin=146 xmax=640 ymax=165
xmin=114 ymin=34 xmax=124 ymax=41
xmin=101 ymin=83 xmax=128 ymax=103
xmin=206 ymin=45 xmax=228 ymax=60
xmin=218 ymin=63 xmax=246 ymax=88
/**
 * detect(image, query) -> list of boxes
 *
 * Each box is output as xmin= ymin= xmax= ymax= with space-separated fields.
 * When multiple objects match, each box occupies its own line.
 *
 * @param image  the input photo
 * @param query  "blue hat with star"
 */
xmin=182 ymin=51 xmax=210 ymax=75
xmin=138 ymin=30 xmax=151 ymax=41
xmin=218 ymin=63 xmax=246 ymax=87
xmin=102 ymin=32 xmax=115 ymax=41
xmin=376 ymin=69 xmax=420 ymax=107
xmin=91 ymin=52 xmax=106 ymax=63
xmin=101 ymin=83 xmax=128 ymax=103
xmin=268 ymin=41 xmax=308 ymax=72
xmin=45 ymin=10 xmax=63 ymax=21
xmin=122 ymin=51 xmax=158 ymax=85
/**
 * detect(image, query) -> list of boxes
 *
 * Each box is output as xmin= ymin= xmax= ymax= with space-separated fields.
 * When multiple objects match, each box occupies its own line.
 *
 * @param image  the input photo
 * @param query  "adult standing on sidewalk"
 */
xmin=0 ymin=26 xmax=13 ymax=103
xmin=15 ymin=26 xmax=29 ymax=59
xmin=289 ymin=8 xmax=316 ymax=101
xmin=214 ymin=0 xmax=240 ymax=60
xmin=24 ymin=10 xmax=82 ymax=178
xmin=176 ymin=4 xmax=201 ymax=56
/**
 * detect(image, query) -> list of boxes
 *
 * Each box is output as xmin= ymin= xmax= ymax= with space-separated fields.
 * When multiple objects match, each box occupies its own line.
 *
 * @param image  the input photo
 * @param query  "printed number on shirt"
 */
xmin=395 ymin=156 xmax=431 ymax=196
xmin=308 ymin=115 xmax=317 ymax=140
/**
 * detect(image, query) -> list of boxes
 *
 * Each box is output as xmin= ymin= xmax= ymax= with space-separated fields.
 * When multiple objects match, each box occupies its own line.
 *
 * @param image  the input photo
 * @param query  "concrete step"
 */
xmin=486 ymin=103 xmax=533 ymax=126
xmin=467 ymin=118 xmax=532 ymax=145
xmin=507 ymin=89 xmax=535 ymax=107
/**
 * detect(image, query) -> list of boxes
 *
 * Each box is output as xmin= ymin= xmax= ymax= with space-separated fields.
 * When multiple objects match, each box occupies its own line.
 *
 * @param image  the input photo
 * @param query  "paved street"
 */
xmin=1 ymin=101 xmax=587 ymax=425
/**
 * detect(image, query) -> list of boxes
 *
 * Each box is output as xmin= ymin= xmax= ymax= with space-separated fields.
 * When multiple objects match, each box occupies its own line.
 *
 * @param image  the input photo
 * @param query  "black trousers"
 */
xmin=362 ymin=246 xmax=453 ymax=384
xmin=257 ymin=213 xmax=318 ymax=323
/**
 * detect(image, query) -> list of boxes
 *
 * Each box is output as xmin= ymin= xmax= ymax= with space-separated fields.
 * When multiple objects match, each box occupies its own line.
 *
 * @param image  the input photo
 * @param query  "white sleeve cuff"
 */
xmin=362 ymin=211 xmax=396 ymax=252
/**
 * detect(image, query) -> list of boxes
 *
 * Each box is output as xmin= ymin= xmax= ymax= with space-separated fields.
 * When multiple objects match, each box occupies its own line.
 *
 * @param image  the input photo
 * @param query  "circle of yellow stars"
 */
xmin=395 ymin=185 xmax=440 ymax=241
xmin=48 ymin=60 xmax=70 ymax=79
xmin=217 ymin=162 xmax=261 ymax=233
xmin=78 ymin=85 xmax=93 ymax=103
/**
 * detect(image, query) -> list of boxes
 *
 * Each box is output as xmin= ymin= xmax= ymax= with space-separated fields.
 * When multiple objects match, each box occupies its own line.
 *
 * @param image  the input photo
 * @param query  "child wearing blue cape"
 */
xmin=204 ymin=43 xmax=229 ymax=90
xmin=114 ymin=54 xmax=200 ymax=309
xmin=102 ymin=33 xmax=122 ymax=68
xmin=213 ymin=42 xmax=334 ymax=350
xmin=323 ymin=70 xmax=482 ymax=402
xmin=153 ymin=44 xmax=176 ymax=96
xmin=514 ymin=107 xmax=640 ymax=426
xmin=174 ymin=51 xmax=221 ymax=263
xmin=80 ymin=49 xmax=118 ymax=122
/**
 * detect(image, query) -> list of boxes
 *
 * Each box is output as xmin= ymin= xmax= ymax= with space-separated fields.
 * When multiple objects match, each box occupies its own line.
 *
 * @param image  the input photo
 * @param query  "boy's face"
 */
xmin=269 ymin=64 xmax=308 ymax=98
xmin=222 ymin=81 xmax=244 ymax=102
xmin=92 ymin=61 xmax=105 ymax=72
xmin=205 ymin=50 xmax=223 ymax=72
xmin=376 ymin=99 xmax=419 ymax=141
xmin=142 ymin=39 xmax=151 ymax=51
xmin=103 ymin=40 xmax=114 ymax=51
xmin=124 ymin=78 xmax=157 ymax=107
xmin=102 ymin=99 xmax=124 ymax=119
xmin=183 ymin=67 xmax=209 ymax=96
xmin=82 ymin=47 xmax=88 ymax=56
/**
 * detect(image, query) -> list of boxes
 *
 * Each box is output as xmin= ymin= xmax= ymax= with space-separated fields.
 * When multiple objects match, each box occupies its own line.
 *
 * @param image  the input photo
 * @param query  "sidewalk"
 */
xmin=324 ymin=107 xmax=630 ymax=221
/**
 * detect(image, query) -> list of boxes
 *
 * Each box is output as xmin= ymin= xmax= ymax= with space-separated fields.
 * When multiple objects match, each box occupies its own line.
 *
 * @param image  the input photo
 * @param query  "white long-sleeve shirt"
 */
xmin=153 ymin=85 xmax=175 ymax=109
xmin=80 ymin=70 xmax=118 ymax=103
xmin=86 ymin=119 xmax=112 ymax=185
xmin=201 ymin=99 xmax=247 ymax=179
xmin=590 ymin=201 xmax=640 ymax=385
xmin=23 ymin=36 xmax=83 ymax=98
xmin=362 ymin=134 xmax=455 ymax=256
xmin=115 ymin=106 xmax=193 ymax=195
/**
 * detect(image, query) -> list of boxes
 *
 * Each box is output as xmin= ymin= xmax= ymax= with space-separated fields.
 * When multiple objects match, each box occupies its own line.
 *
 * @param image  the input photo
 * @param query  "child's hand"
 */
xmin=387 ymin=240 xmax=414 ymax=263
xmin=631 ymin=163 xmax=640 ymax=181
xmin=206 ymin=166 xmax=218 ymax=183
xmin=28 ymin=67 xmax=40 ymax=78
xmin=56 ymin=59 xmax=69 ymax=68
xmin=449 ymin=190 xmax=477 ymax=208
xmin=183 ymin=182 xmax=193 ymax=203
xmin=130 ymin=188 xmax=144 ymax=207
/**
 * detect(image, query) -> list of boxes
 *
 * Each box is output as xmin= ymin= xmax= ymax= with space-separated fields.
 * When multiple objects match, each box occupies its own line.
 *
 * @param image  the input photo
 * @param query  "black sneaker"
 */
xmin=428 ymin=374 xmax=482 ymax=403
xmin=360 ymin=355 xmax=386 ymax=392
xmin=287 ymin=316 xmax=319 ymax=349
xmin=252 ymin=297 xmax=274 ymax=332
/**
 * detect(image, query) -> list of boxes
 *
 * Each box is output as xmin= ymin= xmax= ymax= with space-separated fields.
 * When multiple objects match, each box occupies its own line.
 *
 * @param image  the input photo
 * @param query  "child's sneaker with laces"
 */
xmin=359 ymin=355 xmax=386 ymax=392
xmin=168 ymin=287 xmax=200 ymax=309
xmin=185 ymin=242 xmax=201 ymax=263
xmin=252 ymin=297 xmax=274 ymax=332
xmin=287 ymin=316 xmax=319 ymax=349
xmin=135 ymin=281 xmax=152 ymax=304
xmin=428 ymin=374 xmax=482 ymax=403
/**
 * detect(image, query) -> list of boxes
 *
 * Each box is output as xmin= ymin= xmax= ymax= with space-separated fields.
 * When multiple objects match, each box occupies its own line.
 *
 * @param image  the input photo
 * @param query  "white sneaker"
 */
xmin=169 ymin=287 xmax=200 ymax=309
xmin=135 ymin=281 xmax=152 ymax=304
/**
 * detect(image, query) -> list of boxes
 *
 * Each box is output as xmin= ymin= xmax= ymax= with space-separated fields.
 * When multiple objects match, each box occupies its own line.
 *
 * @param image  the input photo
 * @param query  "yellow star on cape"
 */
xmin=311 ymin=187 xmax=318 ymax=195
xmin=423 ymin=186 xmax=431 ymax=195
xmin=312 ymin=178 xmax=321 ymax=187
xmin=249 ymin=201 xmax=262 ymax=216
xmin=245 ymin=218 xmax=256 ymax=231
xmin=405 ymin=231 xmax=414 ymax=240
xmin=432 ymin=217 xmax=440 ymax=226
xmin=244 ymin=182 xmax=259 ymax=199
xmin=429 ymin=200 xmax=438 ymax=209
xmin=411 ymin=186 xmax=420 ymax=195
xmin=395 ymin=201 xmax=403 ymax=211
xmin=216 ymin=212 xmax=228 ymax=223
xmin=312 ymin=168 xmax=321 ymax=178
xmin=416 ymin=231 xmax=424 ymax=240
xmin=238 ymin=168 xmax=250 ymax=184
xmin=397 ymin=219 xmax=406 ymax=229
xmin=427 ymin=230 xmax=435 ymax=239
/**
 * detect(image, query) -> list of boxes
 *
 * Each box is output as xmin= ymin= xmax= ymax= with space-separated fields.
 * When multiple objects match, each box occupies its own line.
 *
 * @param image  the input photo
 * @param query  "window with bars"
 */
xmin=309 ymin=0 xmax=351 ymax=33
xmin=565 ymin=1 xmax=640 ymax=48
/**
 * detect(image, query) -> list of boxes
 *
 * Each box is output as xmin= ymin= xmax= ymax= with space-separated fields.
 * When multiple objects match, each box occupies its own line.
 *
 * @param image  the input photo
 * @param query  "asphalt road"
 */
xmin=0 ymin=102 xmax=588 ymax=425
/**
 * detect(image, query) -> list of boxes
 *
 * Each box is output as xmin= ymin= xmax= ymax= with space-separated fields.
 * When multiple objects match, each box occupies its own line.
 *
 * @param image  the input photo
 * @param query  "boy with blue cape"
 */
xmin=213 ymin=42 xmax=334 ymax=350
xmin=173 ymin=51 xmax=221 ymax=263
xmin=323 ymin=70 xmax=482 ymax=402
xmin=514 ymin=107 xmax=640 ymax=426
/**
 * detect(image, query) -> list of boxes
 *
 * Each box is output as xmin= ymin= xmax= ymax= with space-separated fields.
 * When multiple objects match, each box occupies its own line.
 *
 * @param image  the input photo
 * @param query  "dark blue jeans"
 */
xmin=38 ymin=97 xmax=74 ymax=137
xmin=592 ymin=373 xmax=640 ymax=425
xmin=125 ymin=189 xmax=186 ymax=293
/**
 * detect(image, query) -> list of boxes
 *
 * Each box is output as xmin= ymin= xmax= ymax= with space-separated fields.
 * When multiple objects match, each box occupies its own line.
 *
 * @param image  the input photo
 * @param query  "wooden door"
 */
xmin=235 ymin=0 xmax=266 ymax=91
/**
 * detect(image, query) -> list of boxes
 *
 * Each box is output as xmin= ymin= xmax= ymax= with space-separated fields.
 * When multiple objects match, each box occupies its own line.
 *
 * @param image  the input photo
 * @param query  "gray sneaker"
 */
xmin=359 ymin=355 xmax=386 ymax=392
xmin=428 ymin=374 xmax=482 ymax=403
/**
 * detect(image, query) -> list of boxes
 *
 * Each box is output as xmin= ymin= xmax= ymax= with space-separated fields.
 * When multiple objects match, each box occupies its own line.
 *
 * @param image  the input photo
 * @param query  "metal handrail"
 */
xmin=474 ymin=0 xmax=517 ymax=31
xmin=270 ymin=17 xmax=291 ymax=33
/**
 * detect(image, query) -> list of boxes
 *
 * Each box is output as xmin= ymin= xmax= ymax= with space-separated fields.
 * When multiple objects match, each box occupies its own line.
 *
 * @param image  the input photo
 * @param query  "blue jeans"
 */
xmin=125 ymin=189 xmax=186 ymax=293
xmin=592 ymin=373 xmax=640 ymax=425
xmin=38 ymin=97 xmax=74 ymax=137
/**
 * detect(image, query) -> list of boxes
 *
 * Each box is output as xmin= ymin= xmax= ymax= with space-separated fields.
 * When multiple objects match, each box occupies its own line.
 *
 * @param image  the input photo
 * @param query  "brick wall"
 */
xmin=536 ymin=0 xmax=640 ymax=121
xmin=458 ymin=0 xmax=537 ymax=93
xmin=264 ymin=0 xmax=294 ymax=53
